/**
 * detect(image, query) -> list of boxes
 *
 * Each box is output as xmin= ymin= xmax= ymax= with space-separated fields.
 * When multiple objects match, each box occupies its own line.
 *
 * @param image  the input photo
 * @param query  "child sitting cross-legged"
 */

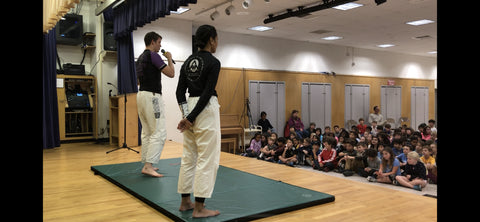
xmin=395 ymin=151 xmax=427 ymax=191
xmin=278 ymin=138 xmax=298 ymax=167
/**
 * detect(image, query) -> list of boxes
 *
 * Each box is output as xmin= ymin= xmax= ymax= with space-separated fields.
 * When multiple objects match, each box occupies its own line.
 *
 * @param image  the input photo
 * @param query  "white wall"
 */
xmin=215 ymin=31 xmax=437 ymax=81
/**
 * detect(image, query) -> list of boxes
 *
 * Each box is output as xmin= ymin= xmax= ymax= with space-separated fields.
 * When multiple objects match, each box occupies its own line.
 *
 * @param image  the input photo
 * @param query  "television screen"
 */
xmin=56 ymin=14 xmax=83 ymax=45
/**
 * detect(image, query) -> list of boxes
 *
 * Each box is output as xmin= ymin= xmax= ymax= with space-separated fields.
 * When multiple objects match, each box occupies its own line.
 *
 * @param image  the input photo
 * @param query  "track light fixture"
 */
xmin=225 ymin=5 xmax=235 ymax=15
xmin=264 ymin=0 xmax=360 ymax=24
xmin=242 ymin=0 xmax=253 ymax=9
xmin=210 ymin=10 xmax=220 ymax=21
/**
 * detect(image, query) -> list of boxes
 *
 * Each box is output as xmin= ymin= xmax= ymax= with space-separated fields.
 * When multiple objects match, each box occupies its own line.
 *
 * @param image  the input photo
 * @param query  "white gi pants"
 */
xmin=137 ymin=91 xmax=167 ymax=164
xmin=177 ymin=96 xmax=221 ymax=198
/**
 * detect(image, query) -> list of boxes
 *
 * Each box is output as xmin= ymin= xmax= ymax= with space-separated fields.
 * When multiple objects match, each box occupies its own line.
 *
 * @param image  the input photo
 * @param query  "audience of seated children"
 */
xmin=241 ymin=115 xmax=437 ymax=191
xmin=315 ymin=136 xmax=337 ymax=172
xmin=278 ymin=138 xmax=298 ymax=166
xmin=368 ymin=147 xmax=401 ymax=184
xmin=395 ymin=151 xmax=427 ymax=191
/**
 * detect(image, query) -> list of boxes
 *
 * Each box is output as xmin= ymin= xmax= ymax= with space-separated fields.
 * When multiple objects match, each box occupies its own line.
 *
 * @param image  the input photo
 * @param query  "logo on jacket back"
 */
xmin=186 ymin=56 xmax=204 ymax=81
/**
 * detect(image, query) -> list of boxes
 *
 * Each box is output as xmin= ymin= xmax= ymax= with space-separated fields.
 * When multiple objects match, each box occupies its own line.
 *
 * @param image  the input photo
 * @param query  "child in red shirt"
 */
xmin=356 ymin=118 xmax=367 ymax=136
xmin=317 ymin=136 xmax=337 ymax=172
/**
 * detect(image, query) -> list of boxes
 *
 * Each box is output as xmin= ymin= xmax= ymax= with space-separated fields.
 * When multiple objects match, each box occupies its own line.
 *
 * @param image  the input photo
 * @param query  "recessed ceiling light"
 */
xmin=170 ymin=7 xmax=190 ymax=14
xmin=333 ymin=2 xmax=363 ymax=10
xmin=406 ymin=19 xmax=434 ymax=26
xmin=248 ymin=26 xmax=273 ymax=32
xmin=427 ymin=51 xmax=437 ymax=54
xmin=376 ymin=44 xmax=395 ymax=48
xmin=322 ymin=36 xmax=343 ymax=40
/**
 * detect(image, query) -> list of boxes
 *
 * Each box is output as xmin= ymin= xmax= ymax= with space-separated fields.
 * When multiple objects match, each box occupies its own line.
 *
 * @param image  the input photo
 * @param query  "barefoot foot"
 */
xmin=141 ymin=167 xmax=164 ymax=177
xmin=192 ymin=208 xmax=220 ymax=218
xmin=179 ymin=202 xmax=195 ymax=211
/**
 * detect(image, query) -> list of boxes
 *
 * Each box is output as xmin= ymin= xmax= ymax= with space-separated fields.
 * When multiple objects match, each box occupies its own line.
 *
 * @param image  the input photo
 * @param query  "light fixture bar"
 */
xmin=264 ymin=0 xmax=358 ymax=24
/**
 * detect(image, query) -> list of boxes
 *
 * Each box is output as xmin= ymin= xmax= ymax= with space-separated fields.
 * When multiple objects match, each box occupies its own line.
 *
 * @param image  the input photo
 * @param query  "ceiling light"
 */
xmin=406 ymin=19 xmax=435 ymax=26
xmin=375 ymin=0 xmax=387 ymax=5
xmin=427 ymin=51 xmax=437 ymax=54
xmin=170 ymin=7 xmax=190 ymax=14
xmin=242 ymin=0 xmax=253 ymax=9
xmin=376 ymin=44 xmax=395 ymax=48
xmin=248 ymin=25 xmax=273 ymax=32
xmin=322 ymin=36 xmax=343 ymax=40
xmin=225 ymin=5 xmax=235 ymax=16
xmin=333 ymin=3 xmax=363 ymax=10
xmin=210 ymin=10 xmax=220 ymax=21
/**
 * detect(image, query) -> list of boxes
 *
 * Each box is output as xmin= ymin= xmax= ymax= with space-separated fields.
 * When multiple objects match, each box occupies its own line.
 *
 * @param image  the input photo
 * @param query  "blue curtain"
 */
xmin=43 ymin=28 xmax=60 ymax=149
xmin=108 ymin=0 xmax=197 ymax=94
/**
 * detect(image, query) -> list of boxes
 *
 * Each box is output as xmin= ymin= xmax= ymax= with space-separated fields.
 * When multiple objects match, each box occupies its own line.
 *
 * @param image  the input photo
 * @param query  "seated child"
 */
xmin=316 ymin=136 xmax=337 ymax=172
xmin=357 ymin=118 xmax=367 ymax=136
xmin=397 ymin=144 xmax=413 ymax=171
xmin=311 ymin=141 xmax=322 ymax=169
xmin=297 ymin=138 xmax=312 ymax=166
xmin=336 ymin=138 xmax=357 ymax=173
xmin=278 ymin=138 xmax=298 ymax=166
xmin=420 ymin=145 xmax=436 ymax=183
xmin=358 ymin=148 xmax=381 ymax=177
xmin=243 ymin=132 xmax=262 ymax=157
xmin=368 ymin=147 xmax=401 ymax=184
xmin=259 ymin=136 xmax=277 ymax=161
xmin=272 ymin=137 xmax=286 ymax=162
xmin=350 ymin=141 xmax=368 ymax=173
xmin=392 ymin=138 xmax=404 ymax=157
xmin=395 ymin=151 xmax=427 ymax=191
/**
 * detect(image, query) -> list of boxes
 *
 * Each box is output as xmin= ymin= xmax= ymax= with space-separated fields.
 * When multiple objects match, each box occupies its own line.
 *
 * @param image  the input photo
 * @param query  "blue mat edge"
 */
xmin=91 ymin=158 xmax=335 ymax=222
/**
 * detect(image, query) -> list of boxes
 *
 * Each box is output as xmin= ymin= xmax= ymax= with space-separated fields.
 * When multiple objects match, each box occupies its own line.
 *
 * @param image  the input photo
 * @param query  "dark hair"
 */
xmin=144 ymin=31 xmax=162 ymax=46
xmin=323 ymin=136 xmax=336 ymax=146
xmin=195 ymin=25 xmax=217 ymax=49
xmin=277 ymin=137 xmax=286 ymax=145
xmin=366 ymin=148 xmax=377 ymax=157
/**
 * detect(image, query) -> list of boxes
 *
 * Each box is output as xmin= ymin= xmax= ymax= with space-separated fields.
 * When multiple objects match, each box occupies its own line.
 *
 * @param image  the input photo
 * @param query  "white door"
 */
xmin=301 ymin=83 xmax=332 ymax=129
xmin=411 ymin=87 xmax=429 ymax=129
xmin=345 ymin=84 xmax=370 ymax=128
xmin=381 ymin=86 xmax=402 ymax=128
xmin=249 ymin=81 xmax=285 ymax=132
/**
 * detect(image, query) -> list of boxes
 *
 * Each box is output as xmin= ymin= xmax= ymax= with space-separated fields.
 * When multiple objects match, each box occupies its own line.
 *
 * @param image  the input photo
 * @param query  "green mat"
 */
xmin=91 ymin=158 xmax=334 ymax=221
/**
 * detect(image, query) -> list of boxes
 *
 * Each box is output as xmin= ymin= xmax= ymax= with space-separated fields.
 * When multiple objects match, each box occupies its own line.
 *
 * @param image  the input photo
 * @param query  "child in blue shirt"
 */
xmin=368 ymin=147 xmax=401 ymax=184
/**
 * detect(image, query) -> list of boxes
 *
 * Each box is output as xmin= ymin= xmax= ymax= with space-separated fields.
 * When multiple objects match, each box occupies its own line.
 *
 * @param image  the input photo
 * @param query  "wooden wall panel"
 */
xmin=216 ymin=67 xmax=435 ymax=129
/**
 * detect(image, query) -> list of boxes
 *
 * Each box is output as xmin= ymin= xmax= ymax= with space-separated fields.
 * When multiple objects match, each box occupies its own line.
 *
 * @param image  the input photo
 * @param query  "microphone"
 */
xmin=161 ymin=49 xmax=176 ymax=64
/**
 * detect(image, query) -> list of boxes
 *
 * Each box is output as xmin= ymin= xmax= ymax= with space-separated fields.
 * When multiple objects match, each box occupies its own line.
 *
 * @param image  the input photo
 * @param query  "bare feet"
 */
xmin=192 ymin=201 xmax=220 ymax=218
xmin=141 ymin=163 xmax=163 ymax=178
xmin=179 ymin=201 xmax=195 ymax=211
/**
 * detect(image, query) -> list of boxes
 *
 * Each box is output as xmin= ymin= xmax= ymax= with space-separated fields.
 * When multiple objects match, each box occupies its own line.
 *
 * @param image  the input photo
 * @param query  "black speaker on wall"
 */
xmin=104 ymin=21 xmax=117 ymax=51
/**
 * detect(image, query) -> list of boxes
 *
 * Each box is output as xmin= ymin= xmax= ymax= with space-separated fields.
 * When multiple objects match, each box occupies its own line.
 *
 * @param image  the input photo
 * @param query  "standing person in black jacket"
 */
xmin=176 ymin=25 xmax=221 ymax=218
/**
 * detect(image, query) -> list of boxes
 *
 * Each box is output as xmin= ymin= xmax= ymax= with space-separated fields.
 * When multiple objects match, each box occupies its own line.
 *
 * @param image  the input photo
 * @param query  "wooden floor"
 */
xmin=43 ymin=141 xmax=437 ymax=221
